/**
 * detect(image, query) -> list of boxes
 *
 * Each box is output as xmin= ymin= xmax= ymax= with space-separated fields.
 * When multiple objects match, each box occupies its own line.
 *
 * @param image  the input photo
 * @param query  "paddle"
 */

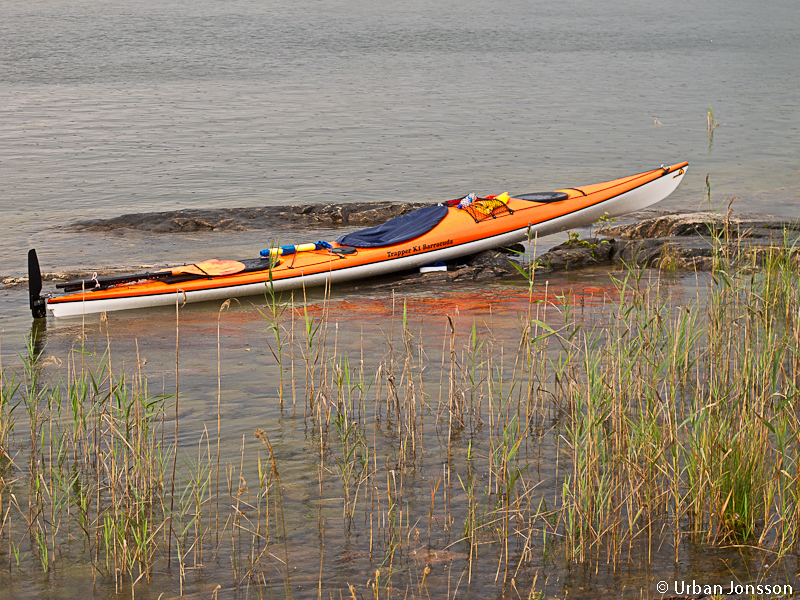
xmin=28 ymin=249 xmax=47 ymax=319
xmin=56 ymin=259 xmax=247 ymax=293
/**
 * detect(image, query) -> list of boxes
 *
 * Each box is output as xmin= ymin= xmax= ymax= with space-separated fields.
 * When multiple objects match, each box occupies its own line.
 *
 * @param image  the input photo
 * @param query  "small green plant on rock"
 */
xmin=592 ymin=211 xmax=617 ymax=235
xmin=565 ymin=230 xmax=611 ymax=259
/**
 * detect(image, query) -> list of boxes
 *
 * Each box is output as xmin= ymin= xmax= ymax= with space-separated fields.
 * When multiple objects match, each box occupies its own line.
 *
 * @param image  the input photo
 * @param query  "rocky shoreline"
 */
xmin=5 ymin=206 xmax=797 ymax=290
xmin=537 ymin=209 xmax=799 ymax=274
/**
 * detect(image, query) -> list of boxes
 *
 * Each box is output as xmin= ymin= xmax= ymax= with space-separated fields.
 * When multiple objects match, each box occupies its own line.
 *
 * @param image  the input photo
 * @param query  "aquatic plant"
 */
xmin=0 ymin=223 xmax=797 ymax=598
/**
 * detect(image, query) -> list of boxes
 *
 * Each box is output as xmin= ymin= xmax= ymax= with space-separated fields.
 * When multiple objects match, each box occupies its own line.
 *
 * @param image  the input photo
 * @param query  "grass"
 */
xmin=0 ymin=225 xmax=798 ymax=598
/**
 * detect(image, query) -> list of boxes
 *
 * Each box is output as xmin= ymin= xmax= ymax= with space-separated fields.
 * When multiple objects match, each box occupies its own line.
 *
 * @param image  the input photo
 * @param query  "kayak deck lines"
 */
xmin=29 ymin=162 xmax=688 ymax=318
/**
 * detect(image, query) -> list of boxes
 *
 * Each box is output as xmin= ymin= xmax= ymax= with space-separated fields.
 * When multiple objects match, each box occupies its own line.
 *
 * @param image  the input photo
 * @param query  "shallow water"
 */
xmin=3 ymin=270 xmax=800 ymax=599
xmin=1 ymin=0 xmax=799 ymax=597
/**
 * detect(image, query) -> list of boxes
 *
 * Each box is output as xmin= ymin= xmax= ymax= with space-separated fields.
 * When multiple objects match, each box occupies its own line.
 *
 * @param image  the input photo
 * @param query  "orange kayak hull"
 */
xmin=45 ymin=162 xmax=688 ymax=317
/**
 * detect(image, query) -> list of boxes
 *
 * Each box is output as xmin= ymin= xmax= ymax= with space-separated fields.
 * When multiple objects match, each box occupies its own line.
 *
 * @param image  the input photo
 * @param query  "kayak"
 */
xmin=30 ymin=162 xmax=688 ymax=318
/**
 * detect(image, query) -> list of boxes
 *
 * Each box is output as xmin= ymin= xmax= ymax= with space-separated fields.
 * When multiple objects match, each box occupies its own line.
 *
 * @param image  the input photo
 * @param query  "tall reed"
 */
xmin=0 ymin=224 xmax=797 ymax=598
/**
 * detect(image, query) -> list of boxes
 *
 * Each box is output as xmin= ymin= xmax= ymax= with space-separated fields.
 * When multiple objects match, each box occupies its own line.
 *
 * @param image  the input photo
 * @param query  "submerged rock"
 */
xmin=409 ymin=547 xmax=467 ymax=565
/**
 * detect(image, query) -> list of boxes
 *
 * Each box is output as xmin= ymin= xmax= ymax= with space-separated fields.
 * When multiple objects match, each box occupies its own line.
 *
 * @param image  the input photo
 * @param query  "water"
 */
xmin=1 ymin=0 xmax=799 ymax=596
xmin=3 ymin=272 xmax=799 ymax=599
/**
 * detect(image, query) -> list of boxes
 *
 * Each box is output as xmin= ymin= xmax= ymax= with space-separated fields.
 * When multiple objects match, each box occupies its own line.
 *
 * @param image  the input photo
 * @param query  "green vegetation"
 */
xmin=0 ymin=227 xmax=798 ymax=598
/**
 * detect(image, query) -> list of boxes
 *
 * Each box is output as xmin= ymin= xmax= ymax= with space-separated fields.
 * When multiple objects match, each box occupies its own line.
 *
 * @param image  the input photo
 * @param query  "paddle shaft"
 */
xmin=56 ymin=270 xmax=201 ymax=293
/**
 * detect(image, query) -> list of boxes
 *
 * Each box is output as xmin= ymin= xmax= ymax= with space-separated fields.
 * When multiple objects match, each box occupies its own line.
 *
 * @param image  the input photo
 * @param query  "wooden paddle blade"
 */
xmin=172 ymin=259 xmax=246 ymax=277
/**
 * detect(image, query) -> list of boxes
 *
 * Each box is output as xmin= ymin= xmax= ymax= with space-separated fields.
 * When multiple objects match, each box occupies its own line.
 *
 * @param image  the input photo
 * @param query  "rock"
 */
xmin=68 ymin=201 xmax=431 ymax=233
xmin=2 ymin=276 xmax=28 ymax=288
xmin=611 ymin=237 xmax=716 ymax=270
xmin=603 ymin=211 xmax=799 ymax=240
xmin=534 ymin=211 xmax=800 ymax=273
xmin=368 ymin=246 xmax=527 ymax=291
xmin=462 ymin=245 xmax=523 ymax=272
xmin=537 ymin=238 xmax=614 ymax=272
xmin=445 ymin=245 xmax=524 ymax=281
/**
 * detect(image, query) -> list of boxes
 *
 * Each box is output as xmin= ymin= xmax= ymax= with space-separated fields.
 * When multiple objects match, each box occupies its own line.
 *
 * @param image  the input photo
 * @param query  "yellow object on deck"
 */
xmin=472 ymin=192 xmax=510 ymax=216
xmin=155 ymin=259 xmax=247 ymax=277
xmin=265 ymin=243 xmax=320 ymax=257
